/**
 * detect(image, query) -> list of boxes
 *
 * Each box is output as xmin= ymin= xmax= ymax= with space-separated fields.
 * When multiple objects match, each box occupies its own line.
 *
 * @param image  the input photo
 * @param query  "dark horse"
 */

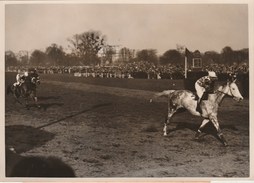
xmin=7 ymin=74 xmax=40 ymax=109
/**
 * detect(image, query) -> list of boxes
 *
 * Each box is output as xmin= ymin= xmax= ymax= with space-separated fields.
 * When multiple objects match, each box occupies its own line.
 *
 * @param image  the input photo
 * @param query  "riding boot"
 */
xmin=196 ymin=99 xmax=202 ymax=114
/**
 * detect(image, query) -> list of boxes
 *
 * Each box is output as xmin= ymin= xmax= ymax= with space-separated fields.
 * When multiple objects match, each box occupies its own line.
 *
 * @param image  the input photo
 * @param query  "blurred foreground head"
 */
xmin=6 ymin=148 xmax=75 ymax=177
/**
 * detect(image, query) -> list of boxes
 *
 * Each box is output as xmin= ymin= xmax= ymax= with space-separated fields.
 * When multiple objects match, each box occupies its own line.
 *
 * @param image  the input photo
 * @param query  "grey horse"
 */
xmin=150 ymin=79 xmax=243 ymax=146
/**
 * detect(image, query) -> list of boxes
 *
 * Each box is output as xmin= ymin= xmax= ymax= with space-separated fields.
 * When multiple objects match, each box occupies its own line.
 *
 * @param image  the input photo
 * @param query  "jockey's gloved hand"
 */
xmin=204 ymin=84 xmax=210 ymax=90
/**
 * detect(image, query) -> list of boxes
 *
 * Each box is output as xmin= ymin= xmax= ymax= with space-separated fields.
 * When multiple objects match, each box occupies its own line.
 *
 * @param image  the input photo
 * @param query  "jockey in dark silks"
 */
xmin=28 ymin=68 xmax=40 ymax=84
xmin=195 ymin=71 xmax=218 ymax=113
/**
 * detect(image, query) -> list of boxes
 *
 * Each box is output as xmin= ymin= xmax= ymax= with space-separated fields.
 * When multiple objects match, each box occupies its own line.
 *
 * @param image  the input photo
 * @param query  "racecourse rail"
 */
xmin=6 ymin=72 xmax=249 ymax=98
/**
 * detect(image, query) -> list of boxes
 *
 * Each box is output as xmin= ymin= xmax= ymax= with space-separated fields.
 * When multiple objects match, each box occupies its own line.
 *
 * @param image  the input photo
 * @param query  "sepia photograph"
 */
xmin=3 ymin=1 xmax=251 ymax=178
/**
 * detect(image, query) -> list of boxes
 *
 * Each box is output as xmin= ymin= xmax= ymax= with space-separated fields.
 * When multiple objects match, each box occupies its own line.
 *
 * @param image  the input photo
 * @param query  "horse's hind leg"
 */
xmin=25 ymin=98 xmax=30 ymax=110
xmin=163 ymin=108 xmax=176 ymax=136
xmin=33 ymin=96 xmax=41 ymax=108
xmin=33 ymin=96 xmax=37 ymax=102
xmin=209 ymin=115 xmax=228 ymax=146
xmin=195 ymin=119 xmax=210 ymax=139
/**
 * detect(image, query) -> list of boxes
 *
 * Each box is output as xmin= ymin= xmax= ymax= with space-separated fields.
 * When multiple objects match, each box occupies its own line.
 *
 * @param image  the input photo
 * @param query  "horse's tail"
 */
xmin=150 ymin=90 xmax=175 ymax=103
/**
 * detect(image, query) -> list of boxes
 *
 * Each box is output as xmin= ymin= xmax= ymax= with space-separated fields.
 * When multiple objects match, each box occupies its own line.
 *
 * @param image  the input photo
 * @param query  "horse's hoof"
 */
xmin=218 ymin=134 xmax=228 ymax=147
xmin=37 ymin=105 xmax=41 ymax=109
xmin=223 ymin=142 xmax=228 ymax=147
xmin=195 ymin=132 xmax=201 ymax=139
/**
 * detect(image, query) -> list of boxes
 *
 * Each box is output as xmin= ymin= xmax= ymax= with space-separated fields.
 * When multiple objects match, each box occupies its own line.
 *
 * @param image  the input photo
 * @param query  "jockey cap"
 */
xmin=208 ymin=71 xmax=217 ymax=78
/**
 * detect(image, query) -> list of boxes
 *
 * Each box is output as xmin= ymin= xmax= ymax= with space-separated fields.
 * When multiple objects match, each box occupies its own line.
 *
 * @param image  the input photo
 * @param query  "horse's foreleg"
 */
xmin=32 ymin=91 xmax=40 ymax=108
xmin=195 ymin=119 xmax=210 ymax=139
xmin=25 ymin=98 xmax=30 ymax=110
xmin=163 ymin=116 xmax=169 ymax=136
xmin=209 ymin=115 xmax=227 ymax=146
xmin=34 ymin=96 xmax=41 ymax=108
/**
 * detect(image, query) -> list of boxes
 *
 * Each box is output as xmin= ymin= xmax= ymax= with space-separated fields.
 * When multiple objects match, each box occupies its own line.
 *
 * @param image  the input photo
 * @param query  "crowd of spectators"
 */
xmin=6 ymin=61 xmax=249 ymax=80
xmin=202 ymin=63 xmax=249 ymax=74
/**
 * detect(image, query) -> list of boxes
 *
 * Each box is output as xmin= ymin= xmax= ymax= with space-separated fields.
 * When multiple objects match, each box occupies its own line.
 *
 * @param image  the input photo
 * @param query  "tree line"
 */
xmin=5 ymin=30 xmax=249 ymax=67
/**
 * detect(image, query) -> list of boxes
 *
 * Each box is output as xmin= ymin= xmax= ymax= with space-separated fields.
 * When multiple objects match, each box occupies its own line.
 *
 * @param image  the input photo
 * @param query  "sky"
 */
xmin=5 ymin=3 xmax=249 ymax=55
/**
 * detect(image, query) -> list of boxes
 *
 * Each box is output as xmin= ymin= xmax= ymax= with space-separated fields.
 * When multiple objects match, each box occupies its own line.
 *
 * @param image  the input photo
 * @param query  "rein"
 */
xmin=216 ymin=84 xmax=233 ymax=98
xmin=216 ymin=90 xmax=229 ymax=95
xmin=31 ymin=77 xmax=40 ymax=85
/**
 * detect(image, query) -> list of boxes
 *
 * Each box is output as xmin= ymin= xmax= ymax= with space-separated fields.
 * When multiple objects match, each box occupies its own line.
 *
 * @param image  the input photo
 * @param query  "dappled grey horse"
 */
xmin=150 ymin=79 xmax=243 ymax=146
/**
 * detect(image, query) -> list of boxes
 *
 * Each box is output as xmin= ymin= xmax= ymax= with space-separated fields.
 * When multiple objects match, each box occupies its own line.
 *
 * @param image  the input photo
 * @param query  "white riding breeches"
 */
xmin=14 ymin=74 xmax=23 ymax=86
xmin=16 ymin=74 xmax=21 ymax=82
xmin=195 ymin=82 xmax=205 ymax=100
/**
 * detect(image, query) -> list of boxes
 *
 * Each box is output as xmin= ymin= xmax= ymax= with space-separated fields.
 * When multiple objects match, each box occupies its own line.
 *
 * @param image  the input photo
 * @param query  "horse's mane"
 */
xmin=24 ymin=76 xmax=32 ymax=83
xmin=214 ymin=81 xmax=228 ymax=91
xmin=23 ymin=76 xmax=37 ymax=89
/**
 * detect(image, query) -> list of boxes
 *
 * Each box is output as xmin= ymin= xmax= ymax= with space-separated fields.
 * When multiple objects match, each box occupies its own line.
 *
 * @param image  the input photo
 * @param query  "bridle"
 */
xmin=216 ymin=84 xmax=233 ymax=97
xmin=31 ymin=76 xmax=40 ymax=86
xmin=216 ymin=81 xmax=241 ymax=101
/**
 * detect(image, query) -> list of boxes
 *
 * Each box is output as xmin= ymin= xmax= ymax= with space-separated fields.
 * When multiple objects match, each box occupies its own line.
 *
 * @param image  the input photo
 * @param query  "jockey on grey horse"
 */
xmin=13 ymin=71 xmax=29 ymax=87
xmin=150 ymin=72 xmax=243 ymax=146
xmin=195 ymin=71 xmax=218 ymax=113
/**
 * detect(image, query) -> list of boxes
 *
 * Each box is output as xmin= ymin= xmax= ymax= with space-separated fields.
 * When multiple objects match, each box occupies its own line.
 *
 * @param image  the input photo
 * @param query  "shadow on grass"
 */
xmin=5 ymin=125 xmax=55 ymax=154
xmin=168 ymin=121 xmax=239 ymax=145
xmin=36 ymin=103 xmax=112 ymax=129
xmin=27 ymin=102 xmax=64 ymax=111
xmin=38 ymin=96 xmax=61 ymax=100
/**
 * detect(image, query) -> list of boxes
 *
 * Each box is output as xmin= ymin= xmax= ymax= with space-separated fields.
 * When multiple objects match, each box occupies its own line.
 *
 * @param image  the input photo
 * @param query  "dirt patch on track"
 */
xmin=5 ymin=74 xmax=249 ymax=177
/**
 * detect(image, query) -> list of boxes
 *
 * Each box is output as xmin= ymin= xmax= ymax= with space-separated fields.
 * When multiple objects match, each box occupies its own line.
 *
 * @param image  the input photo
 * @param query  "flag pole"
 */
xmin=185 ymin=56 xmax=187 ymax=78
xmin=184 ymin=48 xmax=188 ymax=79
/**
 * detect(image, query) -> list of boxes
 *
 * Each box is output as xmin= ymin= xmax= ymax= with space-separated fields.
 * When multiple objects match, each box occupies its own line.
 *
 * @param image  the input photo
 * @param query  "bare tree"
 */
xmin=46 ymin=43 xmax=65 ymax=66
xmin=118 ymin=47 xmax=135 ymax=63
xmin=136 ymin=49 xmax=158 ymax=64
xmin=5 ymin=51 xmax=18 ymax=67
xmin=203 ymin=51 xmax=220 ymax=64
xmin=68 ymin=30 xmax=106 ymax=65
xmin=220 ymin=46 xmax=234 ymax=65
xmin=159 ymin=49 xmax=183 ymax=65
xmin=101 ymin=45 xmax=116 ymax=65
xmin=30 ymin=50 xmax=47 ymax=66
xmin=17 ymin=50 xmax=29 ymax=65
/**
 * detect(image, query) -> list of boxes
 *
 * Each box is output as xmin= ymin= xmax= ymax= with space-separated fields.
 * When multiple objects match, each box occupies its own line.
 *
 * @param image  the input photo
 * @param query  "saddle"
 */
xmin=195 ymin=83 xmax=216 ymax=102
xmin=195 ymin=91 xmax=216 ymax=114
xmin=193 ymin=92 xmax=209 ymax=101
xmin=201 ymin=91 xmax=209 ymax=100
